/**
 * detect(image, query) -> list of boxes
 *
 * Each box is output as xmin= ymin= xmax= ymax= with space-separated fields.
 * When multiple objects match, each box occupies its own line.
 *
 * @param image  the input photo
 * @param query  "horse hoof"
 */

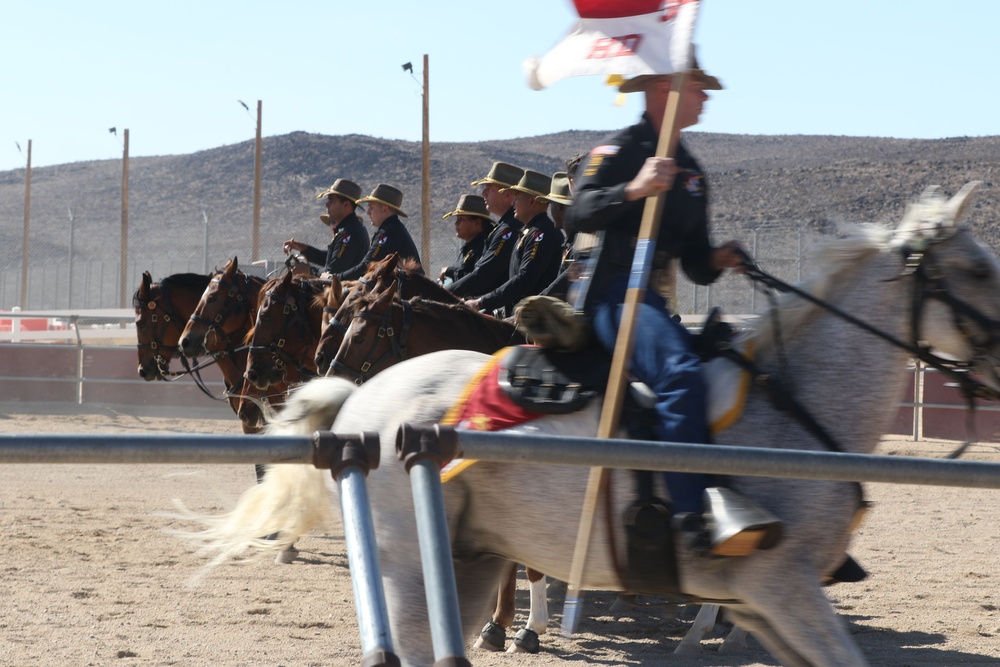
xmin=509 ymin=628 xmax=540 ymax=654
xmin=274 ymin=546 xmax=298 ymax=564
xmin=673 ymin=640 xmax=702 ymax=656
xmin=473 ymin=620 xmax=505 ymax=651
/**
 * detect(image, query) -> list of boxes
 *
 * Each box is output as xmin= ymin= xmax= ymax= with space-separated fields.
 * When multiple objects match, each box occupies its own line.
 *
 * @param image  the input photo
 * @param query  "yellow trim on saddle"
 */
xmin=439 ymin=347 xmax=515 ymax=483
xmin=708 ymin=338 xmax=754 ymax=436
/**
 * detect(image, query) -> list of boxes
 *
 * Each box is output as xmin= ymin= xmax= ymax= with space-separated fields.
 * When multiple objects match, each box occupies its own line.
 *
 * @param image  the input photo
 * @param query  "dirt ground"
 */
xmin=0 ymin=404 xmax=998 ymax=666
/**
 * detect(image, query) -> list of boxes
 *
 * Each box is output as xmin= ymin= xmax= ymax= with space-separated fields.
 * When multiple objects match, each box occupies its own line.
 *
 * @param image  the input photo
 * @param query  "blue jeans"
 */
xmin=591 ymin=280 xmax=711 ymax=514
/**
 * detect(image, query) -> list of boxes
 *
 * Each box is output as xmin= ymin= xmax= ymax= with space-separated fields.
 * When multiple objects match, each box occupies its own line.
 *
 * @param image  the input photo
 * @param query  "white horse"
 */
xmin=182 ymin=183 xmax=1000 ymax=666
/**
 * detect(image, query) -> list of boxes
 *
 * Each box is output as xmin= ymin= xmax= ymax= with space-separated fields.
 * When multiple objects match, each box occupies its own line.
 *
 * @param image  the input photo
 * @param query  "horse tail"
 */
xmin=171 ymin=377 xmax=357 ymax=580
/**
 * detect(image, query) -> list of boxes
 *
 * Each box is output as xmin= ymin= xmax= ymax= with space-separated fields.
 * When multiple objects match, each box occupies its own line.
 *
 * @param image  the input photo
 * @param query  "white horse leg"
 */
xmin=525 ymin=571 xmax=548 ymax=635
xmin=507 ymin=569 xmax=548 ymax=654
xmin=674 ymin=604 xmax=719 ymax=655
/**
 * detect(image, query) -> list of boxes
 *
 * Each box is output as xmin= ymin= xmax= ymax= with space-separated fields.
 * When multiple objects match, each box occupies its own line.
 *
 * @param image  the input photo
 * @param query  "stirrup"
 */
xmin=703 ymin=487 xmax=783 ymax=556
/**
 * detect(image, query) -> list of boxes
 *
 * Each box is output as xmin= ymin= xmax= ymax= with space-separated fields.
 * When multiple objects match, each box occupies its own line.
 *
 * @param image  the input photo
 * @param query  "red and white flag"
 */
xmin=525 ymin=0 xmax=700 ymax=90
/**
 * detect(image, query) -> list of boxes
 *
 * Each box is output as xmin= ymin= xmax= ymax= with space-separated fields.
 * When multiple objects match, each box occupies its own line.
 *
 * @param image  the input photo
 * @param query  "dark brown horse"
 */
xmin=314 ymin=253 xmax=461 ymax=375
xmin=176 ymin=257 xmax=276 ymax=434
xmin=243 ymin=272 xmax=328 ymax=390
xmin=134 ymin=271 xmax=211 ymax=381
xmin=329 ymin=281 xmax=522 ymax=384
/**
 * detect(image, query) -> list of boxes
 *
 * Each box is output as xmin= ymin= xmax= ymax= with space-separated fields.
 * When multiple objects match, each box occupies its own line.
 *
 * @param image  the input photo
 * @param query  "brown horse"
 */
xmin=328 ymin=280 xmax=548 ymax=652
xmin=134 ymin=271 xmax=211 ymax=381
xmin=329 ymin=281 xmax=522 ymax=384
xmin=314 ymin=253 xmax=461 ymax=375
xmin=176 ymin=257 xmax=276 ymax=434
xmin=243 ymin=271 xmax=328 ymax=390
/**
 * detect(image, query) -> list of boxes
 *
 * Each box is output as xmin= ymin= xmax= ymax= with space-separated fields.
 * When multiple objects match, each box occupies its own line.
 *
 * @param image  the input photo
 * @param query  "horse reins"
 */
xmin=738 ymin=239 xmax=1000 ymax=458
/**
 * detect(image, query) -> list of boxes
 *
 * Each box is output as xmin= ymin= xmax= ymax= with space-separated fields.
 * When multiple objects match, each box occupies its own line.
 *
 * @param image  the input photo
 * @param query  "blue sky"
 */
xmin=3 ymin=0 xmax=998 ymax=172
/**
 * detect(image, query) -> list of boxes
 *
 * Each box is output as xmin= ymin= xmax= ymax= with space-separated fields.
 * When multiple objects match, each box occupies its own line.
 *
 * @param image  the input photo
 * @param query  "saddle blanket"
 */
xmin=439 ymin=341 xmax=754 ymax=482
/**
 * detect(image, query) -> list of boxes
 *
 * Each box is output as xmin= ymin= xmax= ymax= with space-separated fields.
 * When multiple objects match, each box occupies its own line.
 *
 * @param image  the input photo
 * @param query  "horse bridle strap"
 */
xmin=333 ymin=297 xmax=413 ymax=384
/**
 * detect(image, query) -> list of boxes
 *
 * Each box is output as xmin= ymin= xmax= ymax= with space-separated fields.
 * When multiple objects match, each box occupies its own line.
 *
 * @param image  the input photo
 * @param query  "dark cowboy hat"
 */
xmin=442 ymin=194 xmax=492 ymax=221
xmin=470 ymin=161 xmax=524 ymax=189
xmin=542 ymin=171 xmax=573 ymax=206
xmin=500 ymin=170 xmax=552 ymax=200
xmin=316 ymin=178 xmax=363 ymax=202
xmin=357 ymin=183 xmax=408 ymax=218
xmin=618 ymin=51 xmax=723 ymax=94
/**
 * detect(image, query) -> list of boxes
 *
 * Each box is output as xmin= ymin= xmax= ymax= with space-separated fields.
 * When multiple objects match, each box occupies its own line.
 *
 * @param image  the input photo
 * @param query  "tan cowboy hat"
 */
xmin=357 ymin=183 xmax=408 ymax=218
xmin=316 ymin=178 xmax=363 ymax=202
xmin=442 ymin=194 xmax=492 ymax=221
xmin=618 ymin=51 xmax=723 ymax=94
xmin=470 ymin=161 xmax=524 ymax=189
xmin=500 ymin=170 xmax=552 ymax=200
xmin=542 ymin=171 xmax=572 ymax=206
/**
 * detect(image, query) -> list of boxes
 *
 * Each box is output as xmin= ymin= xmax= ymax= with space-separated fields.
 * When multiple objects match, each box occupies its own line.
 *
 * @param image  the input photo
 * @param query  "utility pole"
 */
xmin=119 ymin=129 xmax=130 ymax=308
xmin=20 ymin=140 xmax=31 ymax=309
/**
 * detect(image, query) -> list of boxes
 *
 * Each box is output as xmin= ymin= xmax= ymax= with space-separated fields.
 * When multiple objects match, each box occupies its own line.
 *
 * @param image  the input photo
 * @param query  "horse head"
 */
xmin=244 ymin=272 xmax=325 ymax=389
xmin=179 ymin=257 xmax=261 ymax=359
xmin=329 ymin=279 xmax=400 ymax=384
xmin=890 ymin=181 xmax=1000 ymax=390
xmin=134 ymin=271 xmax=209 ymax=381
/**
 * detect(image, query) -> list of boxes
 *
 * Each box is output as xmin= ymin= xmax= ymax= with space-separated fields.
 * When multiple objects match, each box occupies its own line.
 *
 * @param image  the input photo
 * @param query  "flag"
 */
xmin=524 ymin=0 xmax=700 ymax=90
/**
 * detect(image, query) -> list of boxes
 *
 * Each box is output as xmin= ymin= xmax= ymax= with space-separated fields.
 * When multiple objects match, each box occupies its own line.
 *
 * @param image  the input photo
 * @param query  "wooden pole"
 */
xmin=252 ymin=100 xmax=262 ymax=262
xmin=562 ymin=71 xmax=689 ymax=636
xmin=420 ymin=54 xmax=431 ymax=268
xmin=119 ymin=129 xmax=129 ymax=308
xmin=20 ymin=140 xmax=32 ymax=309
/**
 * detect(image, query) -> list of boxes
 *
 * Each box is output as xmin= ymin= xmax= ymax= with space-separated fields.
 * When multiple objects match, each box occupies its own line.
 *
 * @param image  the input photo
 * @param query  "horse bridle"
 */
xmin=188 ymin=272 xmax=254 ymax=360
xmin=739 ymin=233 xmax=1000 ymax=457
xmin=134 ymin=282 xmax=190 ymax=378
xmin=332 ymin=295 xmax=413 ymax=385
xmin=247 ymin=281 xmax=320 ymax=381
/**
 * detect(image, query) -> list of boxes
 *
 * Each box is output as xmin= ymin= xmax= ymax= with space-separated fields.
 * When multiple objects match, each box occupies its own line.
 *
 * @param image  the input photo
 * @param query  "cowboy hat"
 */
xmin=542 ymin=171 xmax=573 ymax=206
xmin=357 ymin=183 xmax=408 ymax=218
xmin=618 ymin=51 xmax=723 ymax=94
xmin=470 ymin=161 xmax=524 ymax=189
xmin=500 ymin=170 xmax=552 ymax=200
xmin=316 ymin=178 xmax=363 ymax=202
xmin=442 ymin=194 xmax=492 ymax=221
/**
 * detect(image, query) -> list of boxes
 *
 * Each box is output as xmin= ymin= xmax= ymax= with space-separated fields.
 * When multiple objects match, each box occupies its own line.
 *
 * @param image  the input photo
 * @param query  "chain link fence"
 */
xmin=1 ymin=215 xmax=822 ymax=315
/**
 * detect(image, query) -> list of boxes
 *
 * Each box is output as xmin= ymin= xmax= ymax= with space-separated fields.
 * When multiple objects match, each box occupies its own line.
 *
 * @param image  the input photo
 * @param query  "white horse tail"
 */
xmin=172 ymin=377 xmax=356 ymax=578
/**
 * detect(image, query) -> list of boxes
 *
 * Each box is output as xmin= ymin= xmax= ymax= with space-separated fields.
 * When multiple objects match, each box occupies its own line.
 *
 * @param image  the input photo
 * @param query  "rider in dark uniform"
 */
xmin=336 ymin=183 xmax=422 ymax=281
xmin=567 ymin=63 xmax=782 ymax=557
xmin=283 ymin=178 xmax=369 ymax=278
xmin=439 ymin=194 xmax=493 ymax=285
xmin=448 ymin=162 xmax=525 ymax=298
xmin=468 ymin=170 xmax=563 ymax=317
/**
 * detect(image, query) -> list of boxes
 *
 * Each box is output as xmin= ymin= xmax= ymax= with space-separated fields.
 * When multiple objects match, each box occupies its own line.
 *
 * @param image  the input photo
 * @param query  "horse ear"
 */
xmin=140 ymin=271 xmax=152 ymax=296
xmin=231 ymin=256 xmax=239 ymax=271
xmin=282 ymin=270 xmax=294 ymax=286
xmin=374 ymin=281 xmax=397 ymax=308
xmin=948 ymin=181 xmax=982 ymax=224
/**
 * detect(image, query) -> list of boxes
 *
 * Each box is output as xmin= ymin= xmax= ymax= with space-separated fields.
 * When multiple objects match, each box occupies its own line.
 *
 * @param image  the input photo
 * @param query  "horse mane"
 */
xmin=160 ymin=273 xmax=212 ymax=292
xmin=737 ymin=224 xmax=890 ymax=357
xmin=407 ymin=296 xmax=520 ymax=343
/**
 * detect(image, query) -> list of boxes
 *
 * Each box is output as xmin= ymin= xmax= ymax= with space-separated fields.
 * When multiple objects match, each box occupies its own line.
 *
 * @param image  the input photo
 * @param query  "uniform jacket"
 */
xmin=478 ymin=211 xmax=563 ymax=314
xmin=566 ymin=113 xmax=721 ymax=313
xmin=442 ymin=228 xmax=491 ymax=283
xmin=300 ymin=212 xmax=370 ymax=275
xmin=449 ymin=208 xmax=522 ymax=298
xmin=336 ymin=215 xmax=422 ymax=281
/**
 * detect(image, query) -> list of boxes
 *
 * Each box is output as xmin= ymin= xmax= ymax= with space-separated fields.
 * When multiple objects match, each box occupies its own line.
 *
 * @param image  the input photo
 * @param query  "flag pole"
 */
xmin=562 ymin=70 xmax=690 ymax=637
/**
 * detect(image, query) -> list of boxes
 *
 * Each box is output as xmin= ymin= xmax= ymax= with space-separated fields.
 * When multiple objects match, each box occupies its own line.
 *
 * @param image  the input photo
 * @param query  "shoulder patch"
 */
xmin=589 ymin=145 xmax=621 ymax=156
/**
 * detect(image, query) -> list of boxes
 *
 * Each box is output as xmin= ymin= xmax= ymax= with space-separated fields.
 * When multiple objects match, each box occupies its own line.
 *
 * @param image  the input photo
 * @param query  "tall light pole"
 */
xmin=420 ymin=54 xmax=430 ymax=268
xmin=20 ymin=139 xmax=31 ymax=309
xmin=238 ymin=100 xmax=263 ymax=262
xmin=120 ymin=128 xmax=130 ymax=308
